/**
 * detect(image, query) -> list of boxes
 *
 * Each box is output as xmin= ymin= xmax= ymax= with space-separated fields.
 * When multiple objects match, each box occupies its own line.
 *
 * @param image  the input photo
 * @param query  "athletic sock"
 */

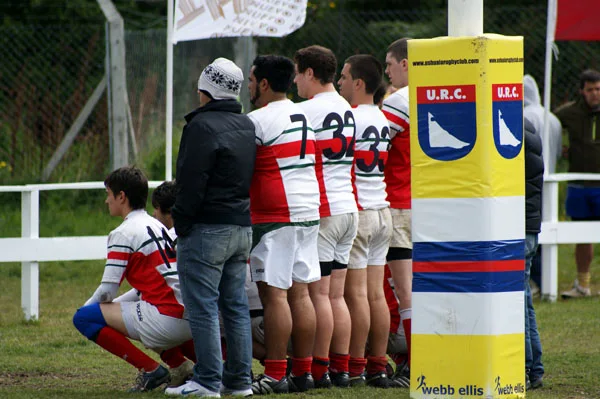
xmin=95 ymin=326 xmax=158 ymax=371
xmin=578 ymin=272 xmax=591 ymax=289
xmin=391 ymin=353 xmax=407 ymax=366
xmin=400 ymin=308 xmax=412 ymax=366
xmin=264 ymin=359 xmax=288 ymax=381
xmin=179 ymin=339 xmax=196 ymax=363
xmin=291 ymin=357 xmax=312 ymax=376
xmin=311 ymin=356 xmax=329 ymax=380
xmin=160 ymin=347 xmax=187 ymax=369
xmin=348 ymin=357 xmax=367 ymax=377
xmin=329 ymin=352 xmax=349 ymax=373
xmin=366 ymin=355 xmax=388 ymax=375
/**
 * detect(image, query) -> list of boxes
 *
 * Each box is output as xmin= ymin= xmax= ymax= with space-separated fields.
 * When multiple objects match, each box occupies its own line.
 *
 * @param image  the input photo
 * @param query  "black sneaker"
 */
xmin=366 ymin=371 xmax=392 ymax=388
xmin=129 ymin=365 xmax=171 ymax=392
xmin=348 ymin=373 xmax=366 ymax=387
xmin=390 ymin=359 xmax=410 ymax=388
xmin=330 ymin=371 xmax=350 ymax=388
xmin=251 ymin=374 xmax=289 ymax=395
xmin=288 ymin=372 xmax=314 ymax=392
xmin=314 ymin=372 xmax=333 ymax=389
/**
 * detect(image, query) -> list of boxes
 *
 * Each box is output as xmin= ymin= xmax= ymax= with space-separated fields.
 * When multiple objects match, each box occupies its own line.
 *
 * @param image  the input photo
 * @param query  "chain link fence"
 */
xmin=1 ymin=5 xmax=599 ymax=184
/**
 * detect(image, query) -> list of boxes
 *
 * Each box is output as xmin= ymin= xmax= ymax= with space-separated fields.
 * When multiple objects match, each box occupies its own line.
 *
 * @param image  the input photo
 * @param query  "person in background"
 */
xmin=523 ymin=116 xmax=545 ymax=390
xmin=168 ymin=57 xmax=256 ymax=397
xmin=555 ymin=69 xmax=600 ymax=299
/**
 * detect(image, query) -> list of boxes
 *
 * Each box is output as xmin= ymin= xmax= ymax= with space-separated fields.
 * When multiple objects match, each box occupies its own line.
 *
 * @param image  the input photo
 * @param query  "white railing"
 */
xmin=538 ymin=173 xmax=600 ymax=302
xmin=1 ymin=174 xmax=597 ymax=319
xmin=0 ymin=181 xmax=163 ymax=320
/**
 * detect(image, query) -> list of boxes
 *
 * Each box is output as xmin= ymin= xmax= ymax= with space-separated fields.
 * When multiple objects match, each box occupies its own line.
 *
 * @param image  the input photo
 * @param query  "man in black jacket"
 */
xmin=524 ymin=116 xmax=544 ymax=391
xmin=167 ymin=57 xmax=256 ymax=397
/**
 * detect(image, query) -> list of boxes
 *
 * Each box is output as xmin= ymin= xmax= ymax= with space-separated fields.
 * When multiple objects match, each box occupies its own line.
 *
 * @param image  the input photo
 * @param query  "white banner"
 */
xmin=173 ymin=0 xmax=308 ymax=43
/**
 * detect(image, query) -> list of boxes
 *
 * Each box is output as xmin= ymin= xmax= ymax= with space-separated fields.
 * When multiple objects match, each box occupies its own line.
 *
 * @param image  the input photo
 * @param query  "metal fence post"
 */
xmin=541 ymin=180 xmax=559 ymax=302
xmin=21 ymin=189 xmax=39 ymax=320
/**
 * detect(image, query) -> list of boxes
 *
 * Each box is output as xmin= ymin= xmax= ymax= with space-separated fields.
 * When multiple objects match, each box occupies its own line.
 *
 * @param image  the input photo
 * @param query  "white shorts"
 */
xmin=318 ymin=212 xmax=359 ymax=265
xmin=250 ymin=223 xmax=320 ymax=289
xmin=121 ymin=301 xmax=192 ymax=350
xmin=348 ymin=208 xmax=392 ymax=269
xmin=389 ymin=208 xmax=412 ymax=249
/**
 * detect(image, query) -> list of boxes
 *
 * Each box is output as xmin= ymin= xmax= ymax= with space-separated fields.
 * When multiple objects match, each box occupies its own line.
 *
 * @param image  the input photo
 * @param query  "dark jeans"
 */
xmin=177 ymin=223 xmax=253 ymax=392
xmin=525 ymin=233 xmax=544 ymax=381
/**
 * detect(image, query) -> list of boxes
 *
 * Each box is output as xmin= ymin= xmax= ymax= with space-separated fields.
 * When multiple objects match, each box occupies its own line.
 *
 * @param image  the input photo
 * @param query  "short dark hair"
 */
xmin=294 ymin=45 xmax=337 ymax=84
xmin=580 ymin=69 xmax=600 ymax=89
xmin=252 ymin=55 xmax=295 ymax=93
xmin=152 ymin=181 xmax=176 ymax=215
xmin=345 ymin=54 xmax=383 ymax=95
xmin=104 ymin=166 xmax=148 ymax=210
xmin=373 ymin=83 xmax=387 ymax=106
xmin=387 ymin=38 xmax=411 ymax=62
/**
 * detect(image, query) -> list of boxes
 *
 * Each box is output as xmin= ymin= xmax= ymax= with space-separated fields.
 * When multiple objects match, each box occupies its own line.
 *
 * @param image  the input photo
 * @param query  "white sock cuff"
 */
xmin=400 ymin=308 xmax=412 ymax=321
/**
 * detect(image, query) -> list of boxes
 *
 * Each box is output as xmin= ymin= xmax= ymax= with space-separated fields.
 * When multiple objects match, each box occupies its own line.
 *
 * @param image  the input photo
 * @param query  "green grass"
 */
xmin=0 ymin=199 xmax=599 ymax=398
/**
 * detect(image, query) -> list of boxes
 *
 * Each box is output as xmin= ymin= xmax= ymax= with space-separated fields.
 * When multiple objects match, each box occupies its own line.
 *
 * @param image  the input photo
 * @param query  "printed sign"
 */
xmin=416 ymin=85 xmax=477 ymax=161
xmin=173 ymin=0 xmax=307 ymax=42
xmin=492 ymin=83 xmax=523 ymax=160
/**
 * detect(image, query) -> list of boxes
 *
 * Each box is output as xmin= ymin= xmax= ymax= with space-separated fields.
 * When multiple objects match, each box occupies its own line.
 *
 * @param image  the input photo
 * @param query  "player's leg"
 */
xmin=308 ymin=273 xmax=333 ymax=386
xmin=219 ymin=225 xmax=253 ymax=395
xmin=73 ymin=302 xmax=169 ymax=391
xmin=563 ymin=186 xmax=593 ymax=298
xmin=387 ymin=208 xmax=413 ymax=367
xmin=288 ymin=223 xmax=320 ymax=392
xmin=328 ymin=212 xmax=358 ymax=387
xmin=250 ymin=224 xmax=295 ymax=394
xmin=364 ymin=208 xmax=393 ymax=388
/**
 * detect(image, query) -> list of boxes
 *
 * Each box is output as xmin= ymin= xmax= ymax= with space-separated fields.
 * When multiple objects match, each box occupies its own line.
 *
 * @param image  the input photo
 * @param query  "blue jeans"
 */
xmin=177 ymin=224 xmax=253 ymax=392
xmin=524 ymin=233 xmax=544 ymax=381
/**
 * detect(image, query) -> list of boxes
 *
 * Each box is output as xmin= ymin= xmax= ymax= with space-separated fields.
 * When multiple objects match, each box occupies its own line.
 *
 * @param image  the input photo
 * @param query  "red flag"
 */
xmin=555 ymin=0 xmax=600 ymax=41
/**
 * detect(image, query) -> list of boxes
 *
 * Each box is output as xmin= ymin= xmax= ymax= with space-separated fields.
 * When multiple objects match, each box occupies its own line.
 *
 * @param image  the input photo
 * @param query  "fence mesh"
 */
xmin=1 ymin=5 xmax=599 ymax=184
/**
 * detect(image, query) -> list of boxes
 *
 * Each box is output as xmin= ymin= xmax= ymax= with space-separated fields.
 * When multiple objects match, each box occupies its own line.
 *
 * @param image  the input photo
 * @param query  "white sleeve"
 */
xmin=101 ymin=231 xmax=132 ymax=284
xmin=248 ymin=112 xmax=264 ymax=145
xmin=382 ymin=93 xmax=410 ymax=140
xmin=113 ymin=288 xmax=141 ymax=303
xmin=84 ymin=282 xmax=120 ymax=306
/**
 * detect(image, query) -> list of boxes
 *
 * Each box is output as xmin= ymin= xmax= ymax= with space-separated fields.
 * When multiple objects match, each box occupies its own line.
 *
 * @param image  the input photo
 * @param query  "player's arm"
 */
xmin=382 ymin=95 xmax=409 ymax=140
xmin=172 ymin=123 xmax=218 ymax=236
xmin=84 ymin=231 xmax=132 ymax=306
xmin=113 ymin=288 xmax=141 ymax=303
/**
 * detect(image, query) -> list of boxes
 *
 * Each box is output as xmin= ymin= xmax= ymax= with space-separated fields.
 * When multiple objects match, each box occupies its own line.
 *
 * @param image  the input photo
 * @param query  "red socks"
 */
xmin=264 ymin=359 xmax=288 ymax=381
xmin=311 ymin=356 xmax=329 ymax=380
xmin=349 ymin=357 xmax=367 ymax=377
xmin=329 ymin=352 xmax=350 ymax=374
xmin=160 ymin=347 xmax=187 ymax=369
xmin=95 ymin=327 xmax=158 ymax=371
xmin=291 ymin=357 xmax=312 ymax=377
xmin=366 ymin=355 xmax=388 ymax=375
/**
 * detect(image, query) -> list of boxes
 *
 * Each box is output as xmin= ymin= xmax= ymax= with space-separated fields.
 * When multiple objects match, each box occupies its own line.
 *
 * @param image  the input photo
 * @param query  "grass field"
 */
xmin=0 ymin=197 xmax=599 ymax=398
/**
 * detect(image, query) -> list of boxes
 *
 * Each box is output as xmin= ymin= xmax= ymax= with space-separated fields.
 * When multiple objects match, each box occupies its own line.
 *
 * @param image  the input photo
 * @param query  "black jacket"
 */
xmin=525 ymin=117 xmax=544 ymax=234
xmin=172 ymin=99 xmax=256 ymax=237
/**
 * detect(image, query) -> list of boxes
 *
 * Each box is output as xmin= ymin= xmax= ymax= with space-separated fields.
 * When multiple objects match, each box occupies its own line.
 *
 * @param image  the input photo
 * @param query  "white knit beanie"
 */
xmin=197 ymin=57 xmax=243 ymax=100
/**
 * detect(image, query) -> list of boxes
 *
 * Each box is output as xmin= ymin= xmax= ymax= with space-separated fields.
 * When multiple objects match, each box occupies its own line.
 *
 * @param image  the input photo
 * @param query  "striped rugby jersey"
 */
xmin=298 ymin=91 xmax=358 ymax=218
xmin=101 ymin=210 xmax=184 ymax=318
xmin=351 ymin=104 xmax=390 ymax=211
xmin=382 ymin=86 xmax=411 ymax=209
xmin=248 ymin=99 xmax=320 ymax=224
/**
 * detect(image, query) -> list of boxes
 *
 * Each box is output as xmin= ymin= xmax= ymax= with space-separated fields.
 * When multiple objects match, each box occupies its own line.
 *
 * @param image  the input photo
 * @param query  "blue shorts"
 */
xmin=565 ymin=185 xmax=600 ymax=220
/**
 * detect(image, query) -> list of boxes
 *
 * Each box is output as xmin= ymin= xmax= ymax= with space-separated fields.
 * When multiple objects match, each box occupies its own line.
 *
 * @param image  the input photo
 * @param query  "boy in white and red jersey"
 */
xmin=382 ymin=37 xmax=413 ymax=384
xmin=293 ymin=45 xmax=358 ymax=389
xmin=247 ymin=55 xmax=321 ymax=395
xmin=73 ymin=167 xmax=192 ymax=392
xmin=338 ymin=54 xmax=394 ymax=388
